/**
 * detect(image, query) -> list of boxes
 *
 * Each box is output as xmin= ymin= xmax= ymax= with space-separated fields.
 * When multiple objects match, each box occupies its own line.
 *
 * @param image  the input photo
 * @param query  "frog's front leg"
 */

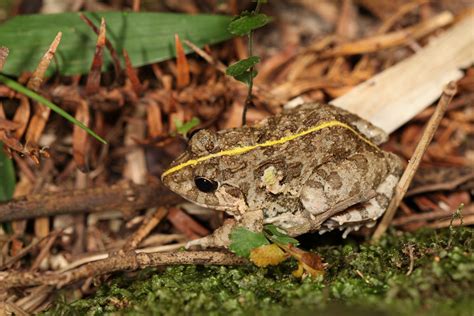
xmin=186 ymin=209 xmax=263 ymax=249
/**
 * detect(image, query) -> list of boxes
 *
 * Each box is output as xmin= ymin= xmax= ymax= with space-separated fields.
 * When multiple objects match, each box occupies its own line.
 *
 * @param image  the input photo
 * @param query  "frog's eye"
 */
xmin=194 ymin=176 xmax=219 ymax=193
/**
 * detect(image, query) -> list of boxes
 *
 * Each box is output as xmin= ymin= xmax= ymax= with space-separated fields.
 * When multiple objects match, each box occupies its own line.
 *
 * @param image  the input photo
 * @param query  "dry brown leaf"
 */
xmin=12 ymin=96 xmax=30 ymax=139
xmin=27 ymin=32 xmax=62 ymax=91
xmin=73 ymin=100 xmax=90 ymax=172
xmin=175 ymin=34 xmax=190 ymax=88
xmin=167 ymin=207 xmax=209 ymax=240
xmin=124 ymin=48 xmax=143 ymax=96
xmin=86 ymin=18 xmax=106 ymax=95
xmin=146 ymin=98 xmax=163 ymax=138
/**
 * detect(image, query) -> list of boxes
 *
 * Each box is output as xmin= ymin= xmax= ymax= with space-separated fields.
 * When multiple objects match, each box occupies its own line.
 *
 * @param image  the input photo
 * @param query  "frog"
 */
xmin=161 ymin=103 xmax=404 ymax=248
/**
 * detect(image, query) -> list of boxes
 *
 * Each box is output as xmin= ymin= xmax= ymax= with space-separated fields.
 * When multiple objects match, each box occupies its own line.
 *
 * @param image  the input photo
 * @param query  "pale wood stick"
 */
xmin=332 ymin=16 xmax=474 ymax=133
xmin=372 ymin=82 xmax=457 ymax=240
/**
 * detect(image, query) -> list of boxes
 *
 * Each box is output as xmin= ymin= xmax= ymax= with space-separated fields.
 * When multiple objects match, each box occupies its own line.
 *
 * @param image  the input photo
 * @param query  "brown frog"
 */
xmin=161 ymin=103 xmax=403 ymax=248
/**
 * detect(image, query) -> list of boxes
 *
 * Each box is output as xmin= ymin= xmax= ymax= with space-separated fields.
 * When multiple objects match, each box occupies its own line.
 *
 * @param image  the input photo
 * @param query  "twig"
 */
xmin=183 ymin=40 xmax=227 ymax=73
xmin=406 ymin=244 xmax=415 ymax=276
xmin=0 ymin=181 xmax=182 ymax=222
xmin=0 ymin=302 xmax=29 ymax=316
xmin=121 ymin=207 xmax=168 ymax=252
xmin=406 ymin=169 xmax=474 ymax=196
xmin=427 ymin=214 xmax=474 ymax=229
xmin=319 ymin=12 xmax=453 ymax=57
xmin=392 ymin=204 xmax=474 ymax=226
xmin=372 ymin=82 xmax=457 ymax=240
xmin=0 ymin=251 xmax=247 ymax=289
xmin=59 ymin=242 xmax=186 ymax=273
xmin=0 ymin=231 xmax=60 ymax=269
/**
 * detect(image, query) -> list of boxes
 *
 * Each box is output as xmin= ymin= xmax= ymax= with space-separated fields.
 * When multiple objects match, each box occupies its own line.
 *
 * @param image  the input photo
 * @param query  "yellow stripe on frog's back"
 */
xmin=161 ymin=120 xmax=379 ymax=178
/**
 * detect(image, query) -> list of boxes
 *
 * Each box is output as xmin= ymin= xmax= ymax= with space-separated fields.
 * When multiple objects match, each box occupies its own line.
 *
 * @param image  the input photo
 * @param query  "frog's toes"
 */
xmin=185 ymin=237 xmax=214 ymax=249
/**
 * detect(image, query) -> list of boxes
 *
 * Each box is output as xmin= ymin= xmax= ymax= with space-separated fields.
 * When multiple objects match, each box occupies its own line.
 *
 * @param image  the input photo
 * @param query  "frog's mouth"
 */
xmin=183 ymin=197 xmax=243 ymax=214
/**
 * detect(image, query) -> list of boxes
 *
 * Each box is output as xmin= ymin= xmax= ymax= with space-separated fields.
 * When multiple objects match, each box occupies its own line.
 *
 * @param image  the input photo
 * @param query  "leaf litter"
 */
xmin=0 ymin=0 xmax=472 ymax=314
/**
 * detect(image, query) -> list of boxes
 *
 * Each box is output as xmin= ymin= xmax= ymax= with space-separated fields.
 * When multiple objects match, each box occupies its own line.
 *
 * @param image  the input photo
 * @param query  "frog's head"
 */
xmin=161 ymin=129 xmax=250 ymax=214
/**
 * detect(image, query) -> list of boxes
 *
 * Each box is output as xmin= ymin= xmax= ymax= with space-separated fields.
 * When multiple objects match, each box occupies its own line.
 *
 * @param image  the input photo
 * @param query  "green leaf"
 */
xmin=226 ymin=56 xmax=260 ymax=77
xmin=0 ymin=12 xmax=233 ymax=76
xmin=228 ymin=13 xmax=271 ymax=36
xmin=174 ymin=117 xmax=201 ymax=137
xmin=264 ymin=224 xmax=299 ymax=246
xmin=0 ymin=74 xmax=106 ymax=144
xmin=229 ymin=227 xmax=269 ymax=258
xmin=0 ymin=144 xmax=15 ymax=202
xmin=234 ymin=70 xmax=257 ymax=86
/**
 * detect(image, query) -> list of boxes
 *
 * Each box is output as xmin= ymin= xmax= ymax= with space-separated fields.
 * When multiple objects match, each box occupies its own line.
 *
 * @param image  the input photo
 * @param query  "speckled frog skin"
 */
xmin=162 ymin=103 xmax=403 ymax=248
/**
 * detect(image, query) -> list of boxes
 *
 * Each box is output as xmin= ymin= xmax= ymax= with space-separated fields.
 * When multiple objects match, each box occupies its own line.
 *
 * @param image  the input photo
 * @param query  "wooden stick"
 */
xmin=372 ymin=82 xmax=457 ymax=240
xmin=0 ymin=251 xmax=246 ymax=289
xmin=0 ymin=182 xmax=181 ymax=222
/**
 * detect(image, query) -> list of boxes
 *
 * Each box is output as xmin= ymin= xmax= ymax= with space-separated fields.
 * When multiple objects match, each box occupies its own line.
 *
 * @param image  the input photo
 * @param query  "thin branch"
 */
xmin=121 ymin=207 xmax=169 ymax=252
xmin=0 ymin=182 xmax=182 ymax=222
xmin=372 ymin=82 xmax=457 ymax=240
xmin=0 ymin=251 xmax=247 ymax=289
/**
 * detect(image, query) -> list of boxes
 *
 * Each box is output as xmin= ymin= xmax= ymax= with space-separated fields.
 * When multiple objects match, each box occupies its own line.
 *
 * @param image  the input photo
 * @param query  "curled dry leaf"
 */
xmin=284 ymin=244 xmax=325 ymax=278
xmin=86 ymin=18 xmax=106 ymax=95
xmin=249 ymin=243 xmax=288 ymax=267
xmin=0 ymin=105 xmax=23 ymax=153
xmin=27 ymin=32 xmax=62 ymax=91
xmin=0 ymin=118 xmax=21 ymax=131
xmin=24 ymin=32 xmax=63 ymax=146
xmin=145 ymin=99 xmax=163 ymax=138
xmin=12 ymin=96 xmax=30 ymax=139
xmin=167 ymin=207 xmax=210 ymax=240
xmin=175 ymin=34 xmax=190 ymax=88
xmin=73 ymin=100 xmax=90 ymax=172
xmin=79 ymin=13 xmax=122 ymax=78
xmin=124 ymin=48 xmax=143 ymax=96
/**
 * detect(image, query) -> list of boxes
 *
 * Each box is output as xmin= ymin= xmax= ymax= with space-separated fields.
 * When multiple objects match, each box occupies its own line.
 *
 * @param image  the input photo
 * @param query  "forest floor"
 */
xmin=46 ymin=227 xmax=474 ymax=315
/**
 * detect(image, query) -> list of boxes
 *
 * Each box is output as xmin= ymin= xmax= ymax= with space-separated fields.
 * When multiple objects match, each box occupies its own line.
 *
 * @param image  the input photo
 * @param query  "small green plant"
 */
xmin=173 ymin=117 xmax=201 ymax=138
xmin=229 ymin=224 xmax=324 ymax=277
xmin=226 ymin=0 xmax=271 ymax=125
xmin=229 ymin=224 xmax=299 ymax=258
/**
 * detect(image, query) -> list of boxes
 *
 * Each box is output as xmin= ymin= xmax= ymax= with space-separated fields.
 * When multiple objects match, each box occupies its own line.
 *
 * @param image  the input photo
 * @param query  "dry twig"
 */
xmin=0 ymin=251 xmax=247 ymax=289
xmin=0 ymin=182 xmax=181 ymax=222
xmin=372 ymin=82 xmax=457 ymax=240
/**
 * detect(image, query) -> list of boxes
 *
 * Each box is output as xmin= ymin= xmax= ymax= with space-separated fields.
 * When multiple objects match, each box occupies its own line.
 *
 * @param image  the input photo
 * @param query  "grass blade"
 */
xmin=0 ymin=74 xmax=106 ymax=144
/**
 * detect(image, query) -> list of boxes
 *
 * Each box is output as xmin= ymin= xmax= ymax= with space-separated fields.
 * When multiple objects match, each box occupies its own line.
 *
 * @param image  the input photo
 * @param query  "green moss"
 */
xmin=46 ymin=228 xmax=473 ymax=315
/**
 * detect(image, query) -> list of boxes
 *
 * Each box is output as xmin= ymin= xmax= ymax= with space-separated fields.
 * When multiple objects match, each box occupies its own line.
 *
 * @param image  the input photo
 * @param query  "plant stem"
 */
xmin=241 ymin=0 xmax=263 ymax=126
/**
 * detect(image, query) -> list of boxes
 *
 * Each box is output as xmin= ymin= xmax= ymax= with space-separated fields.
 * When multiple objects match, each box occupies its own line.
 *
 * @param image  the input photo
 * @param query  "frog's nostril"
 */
xmin=194 ymin=176 xmax=219 ymax=193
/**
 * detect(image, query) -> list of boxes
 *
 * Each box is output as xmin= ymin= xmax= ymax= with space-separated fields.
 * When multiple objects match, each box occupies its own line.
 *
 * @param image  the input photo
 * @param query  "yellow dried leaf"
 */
xmin=249 ymin=244 xmax=287 ymax=267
